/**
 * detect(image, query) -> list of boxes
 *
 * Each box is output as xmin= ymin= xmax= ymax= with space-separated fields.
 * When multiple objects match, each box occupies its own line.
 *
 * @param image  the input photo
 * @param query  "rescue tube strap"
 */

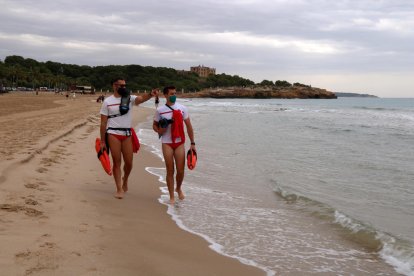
xmin=108 ymin=113 xmax=122 ymax=119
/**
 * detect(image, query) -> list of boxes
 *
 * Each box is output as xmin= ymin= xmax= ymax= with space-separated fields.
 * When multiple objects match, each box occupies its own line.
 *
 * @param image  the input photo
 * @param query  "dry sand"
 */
xmin=0 ymin=92 xmax=263 ymax=275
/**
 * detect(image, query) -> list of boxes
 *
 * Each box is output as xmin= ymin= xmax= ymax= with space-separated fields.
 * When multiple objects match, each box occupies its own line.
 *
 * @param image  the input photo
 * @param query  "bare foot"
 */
xmin=122 ymin=177 xmax=128 ymax=193
xmin=169 ymin=198 xmax=175 ymax=205
xmin=114 ymin=191 xmax=124 ymax=199
xmin=176 ymin=189 xmax=185 ymax=200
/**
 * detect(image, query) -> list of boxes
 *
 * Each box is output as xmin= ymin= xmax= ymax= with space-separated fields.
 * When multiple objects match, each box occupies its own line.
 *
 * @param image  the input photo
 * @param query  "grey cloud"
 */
xmin=0 ymin=0 xmax=413 ymax=96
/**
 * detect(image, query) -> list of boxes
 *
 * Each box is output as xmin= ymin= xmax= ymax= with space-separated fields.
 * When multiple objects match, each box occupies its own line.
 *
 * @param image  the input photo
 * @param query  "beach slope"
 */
xmin=0 ymin=93 xmax=263 ymax=275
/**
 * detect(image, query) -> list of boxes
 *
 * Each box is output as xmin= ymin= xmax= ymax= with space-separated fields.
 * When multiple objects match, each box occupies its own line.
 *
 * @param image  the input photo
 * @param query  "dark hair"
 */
xmin=163 ymin=86 xmax=176 ymax=95
xmin=111 ymin=77 xmax=125 ymax=85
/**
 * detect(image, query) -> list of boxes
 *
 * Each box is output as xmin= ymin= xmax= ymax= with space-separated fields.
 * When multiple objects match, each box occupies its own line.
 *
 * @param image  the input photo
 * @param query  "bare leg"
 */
xmin=174 ymin=144 xmax=186 ymax=200
xmin=162 ymin=143 xmax=175 ymax=204
xmin=108 ymin=135 xmax=124 ymax=199
xmin=121 ymin=137 xmax=133 ymax=192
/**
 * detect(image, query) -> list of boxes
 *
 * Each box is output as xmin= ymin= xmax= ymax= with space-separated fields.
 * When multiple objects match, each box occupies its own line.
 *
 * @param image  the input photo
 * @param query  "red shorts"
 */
xmin=164 ymin=141 xmax=184 ymax=150
xmin=110 ymin=133 xmax=130 ymax=142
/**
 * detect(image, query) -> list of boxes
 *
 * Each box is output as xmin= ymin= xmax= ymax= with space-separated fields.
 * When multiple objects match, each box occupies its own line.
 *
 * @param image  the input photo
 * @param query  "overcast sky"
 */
xmin=1 ymin=0 xmax=413 ymax=97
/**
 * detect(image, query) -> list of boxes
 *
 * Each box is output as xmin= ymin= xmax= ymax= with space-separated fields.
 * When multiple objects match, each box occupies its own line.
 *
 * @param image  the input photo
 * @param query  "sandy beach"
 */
xmin=0 ymin=92 xmax=263 ymax=275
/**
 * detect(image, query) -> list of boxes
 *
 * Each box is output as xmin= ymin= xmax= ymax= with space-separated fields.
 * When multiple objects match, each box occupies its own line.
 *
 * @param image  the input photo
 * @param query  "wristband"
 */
xmin=191 ymin=142 xmax=195 ymax=145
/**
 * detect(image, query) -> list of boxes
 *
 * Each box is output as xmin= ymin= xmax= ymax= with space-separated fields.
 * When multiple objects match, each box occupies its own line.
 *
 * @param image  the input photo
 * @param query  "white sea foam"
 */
xmin=334 ymin=211 xmax=366 ymax=233
xmin=144 ymin=166 xmax=275 ymax=276
xmin=377 ymin=233 xmax=414 ymax=276
xmin=334 ymin=211 xmax=414 ymax=275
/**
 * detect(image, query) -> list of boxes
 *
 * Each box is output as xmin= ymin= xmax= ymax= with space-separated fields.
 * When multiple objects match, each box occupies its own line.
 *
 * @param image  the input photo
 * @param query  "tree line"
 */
xmin=0 ymin=55 xmax=309 ymax=92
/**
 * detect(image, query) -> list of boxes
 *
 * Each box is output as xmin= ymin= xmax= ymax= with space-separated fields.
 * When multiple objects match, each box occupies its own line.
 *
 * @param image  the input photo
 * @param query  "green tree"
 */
xmin=275 ymin=80 xmax=292 ymax=87
xmin=259 ymin=80 xmax=274 ymax=86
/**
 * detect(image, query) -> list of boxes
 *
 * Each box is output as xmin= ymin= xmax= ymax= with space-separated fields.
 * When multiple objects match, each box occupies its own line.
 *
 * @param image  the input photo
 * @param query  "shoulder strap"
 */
xmin=108 ymin=96 xmax=130 ymax=118
xmin=165 ymin=104 xmax=174 ymax=111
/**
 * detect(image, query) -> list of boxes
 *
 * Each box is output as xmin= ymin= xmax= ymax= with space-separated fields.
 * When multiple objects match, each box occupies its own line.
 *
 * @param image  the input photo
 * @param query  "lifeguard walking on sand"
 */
xmin=100 ymin=77 xmax=158 ymax=199
xmin=153 ymin=86 xmax=196 ymax=204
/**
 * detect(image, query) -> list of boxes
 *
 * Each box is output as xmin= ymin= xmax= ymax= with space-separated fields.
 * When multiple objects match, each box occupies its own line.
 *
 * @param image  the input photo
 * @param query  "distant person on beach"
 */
xmin=100 ymin=78 xmax=158 ymax=199
xmin=153 ymin=86 xmax=196 ymax=204
xmin=96 ymin=95 xmax=104 ymax=103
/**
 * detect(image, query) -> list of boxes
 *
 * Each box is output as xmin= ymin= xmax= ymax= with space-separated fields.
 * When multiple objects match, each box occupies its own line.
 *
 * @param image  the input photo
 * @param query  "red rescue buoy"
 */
xmin=187 ymin=148 xmax=197 ymax=170
xmin=95 ymin=138 xmax=112 ymax=175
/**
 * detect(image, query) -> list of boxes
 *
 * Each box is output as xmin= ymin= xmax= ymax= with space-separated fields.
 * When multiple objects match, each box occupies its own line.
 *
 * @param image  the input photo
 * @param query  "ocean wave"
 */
xmin=183 ymin=100 xmax=290 ymax=114
xmin=353 ymin=106 xmax=398 ymax=111
xmin=273 ymin=185 xmax=414 ymax=275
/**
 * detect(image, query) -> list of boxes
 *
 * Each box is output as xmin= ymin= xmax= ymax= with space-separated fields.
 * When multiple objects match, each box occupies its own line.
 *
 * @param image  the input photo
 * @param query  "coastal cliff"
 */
xmin=182 ymin=86 xmax=337 ymax=99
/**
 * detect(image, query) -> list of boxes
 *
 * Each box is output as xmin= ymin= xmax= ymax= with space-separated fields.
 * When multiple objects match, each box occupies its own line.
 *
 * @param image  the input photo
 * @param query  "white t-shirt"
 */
xmin=100 ymin=95 xmax=138 ymax=135
xmin=154 ymin=103 xmax=189 ymax=143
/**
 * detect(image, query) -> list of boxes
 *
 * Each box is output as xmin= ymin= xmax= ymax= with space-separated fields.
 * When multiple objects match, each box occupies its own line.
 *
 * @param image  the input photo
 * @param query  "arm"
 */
xmin=184 ymin=117 xmax=196 ymax=150
xmin=134 ymin=89 xmax=158 ymax=105
xmin=153 ymin=120 xmax=166 ymax=136
xmin=100 ymin=114 xmax=108 ymax=150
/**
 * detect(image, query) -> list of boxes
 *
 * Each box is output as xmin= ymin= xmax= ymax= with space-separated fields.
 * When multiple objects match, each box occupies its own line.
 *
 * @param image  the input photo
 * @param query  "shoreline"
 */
xmin=146 ymin=167 xmax=275 ymax=276
xmin=0 ymin=93 xmax=264 ymax=275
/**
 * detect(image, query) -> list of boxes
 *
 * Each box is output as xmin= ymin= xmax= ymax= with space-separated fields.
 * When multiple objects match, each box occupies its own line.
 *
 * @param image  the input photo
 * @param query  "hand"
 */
xmin=158 ymin=127 xmax=166 ymax=135
xmin=190 ymin=144 xmax=196 ymax=151
xmin=100 ymin=142 xmax=107 ymax=152
xmin=150 ymin=89 xmax=159 ymax=97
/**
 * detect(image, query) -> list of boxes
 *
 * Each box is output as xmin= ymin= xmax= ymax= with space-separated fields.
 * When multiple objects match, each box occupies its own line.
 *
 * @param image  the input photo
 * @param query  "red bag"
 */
xmin=171 ymin=109 xmax=185 ymax=143
xmin=131 ymin=128 xmax=140 ymax=153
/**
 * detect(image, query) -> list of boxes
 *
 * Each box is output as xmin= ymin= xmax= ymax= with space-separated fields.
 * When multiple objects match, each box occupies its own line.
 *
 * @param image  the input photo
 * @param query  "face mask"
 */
xmin=169 ymin=95 xmax=177 ymax=103
xmin=117 ymin=87 xmax=128 ymax=97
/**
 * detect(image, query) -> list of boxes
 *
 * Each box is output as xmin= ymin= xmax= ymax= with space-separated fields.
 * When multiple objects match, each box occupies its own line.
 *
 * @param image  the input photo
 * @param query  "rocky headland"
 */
xmin=182 ymin=86 xmax=337 ymax=99
xmin=334 ymin=92 xmax=378 ymax=98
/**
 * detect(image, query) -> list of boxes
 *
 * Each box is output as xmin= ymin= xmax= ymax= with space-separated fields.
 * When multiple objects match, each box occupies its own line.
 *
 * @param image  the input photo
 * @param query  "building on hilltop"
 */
xmin=190 ymin=65 xmax=216 ymax=77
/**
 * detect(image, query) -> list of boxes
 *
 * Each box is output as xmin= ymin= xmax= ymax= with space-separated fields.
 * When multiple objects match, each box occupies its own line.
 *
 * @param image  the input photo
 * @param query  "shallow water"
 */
xmin=139 ymin=97 xmax=414 ymax=275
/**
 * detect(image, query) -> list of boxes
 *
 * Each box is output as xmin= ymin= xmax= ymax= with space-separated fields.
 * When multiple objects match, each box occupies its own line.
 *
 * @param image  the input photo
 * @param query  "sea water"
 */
xmin=138 ymin=97 xmax=414 ymax=275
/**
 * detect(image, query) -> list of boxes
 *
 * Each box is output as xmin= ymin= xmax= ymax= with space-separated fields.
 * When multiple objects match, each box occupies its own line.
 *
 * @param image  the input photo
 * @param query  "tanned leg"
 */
xmin=108 ymin=135 xmax=124 ymax=199
xmin=121 ymin=137 xmax=133 ymax=193
xmin=162 ymin=143 xmax=176 ymax=204
xmin=174 ymin=144 xmax=186 ymax=200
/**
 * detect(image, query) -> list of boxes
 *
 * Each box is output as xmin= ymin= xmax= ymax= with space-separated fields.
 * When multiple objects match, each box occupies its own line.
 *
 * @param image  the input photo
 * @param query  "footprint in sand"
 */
xmin=25 ymin=182 xmax=47 ymax=191
xmin=51 ymin=149 xmax=65 ymax=155
xmin=39 ymin=242 xmax=55 ymax=249
xmin=79 ymin=223 xmax=89 ymax=233
xmin=15 ymin=250 xmax=32 ymax=259
xmin=41 ymin=157 xmax=60 ymax=166
xmin=0 ymin=203 xmax=23 ymax=212
xmin=24 ymin=207 xmax=43 ymax=217
xmin=36 ymin=167 xmax=48 ymax=173
xmin=95 ymin=225 xmax=104 ymax=230
xmin=25 ymin=199 xmax=39 ymax=206
xmin=25 ymin=183 xmax=39 ymax=189
xmin=0 ymin=204 xmax=43 ymax=217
